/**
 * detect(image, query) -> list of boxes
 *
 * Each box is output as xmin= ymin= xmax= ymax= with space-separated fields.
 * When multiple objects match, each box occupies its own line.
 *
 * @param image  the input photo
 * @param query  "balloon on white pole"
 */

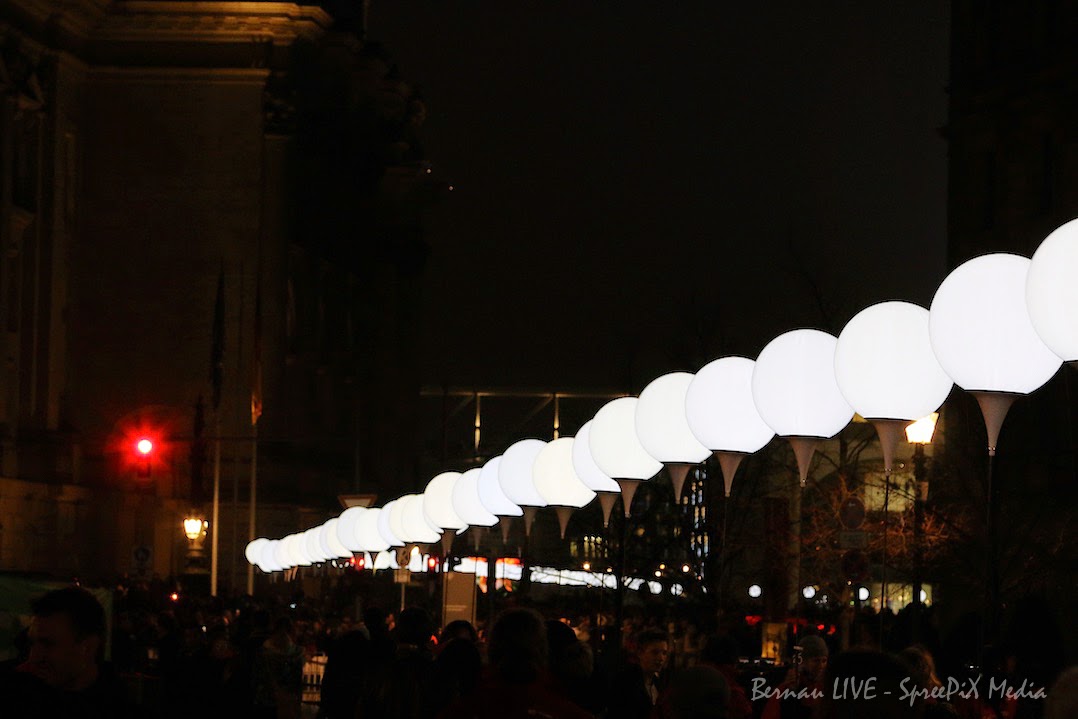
xmin=1027 ymin=218 xmax=1078 ymax=362
xmin=589 ymin=397 xmax=662 ymax=517
xmin=261 ymin=539 xmax=285 ymax=572
xmin=304 ymin=527 xmax=328 ymax=564
xmin=498 ymin=439 xmax=548 ymax=536
xmin=402 ymin=494 xmax=442 ymax=544
xmin=533 ymin=437 xmax=597 ymax=538
xmin=478 ymin=456 xmax=522 ymax=544
xmin=336 ymin=507 xmax=367 ymax=553
xmin=423 ymin=471 xmax=467 ymax=555
xmin=929 ymin=253 xmax=1062 ymax=454
xmin=635 ymin=372 xmax=711 ymax=501
xmin=272 ymin=538 xmax=292 ymax=571
xmin=378 ymin=499 xmax=405 ymax=548
xmin=835 ymin=301 xmax=953 ymax=472
xmin=751 ymin=329 xmax=854 ymax=487
xmin=319 ymin=519 xmax=353 ymax=560
xmin=685 ymin=356 xmax=775 ymax=496
xmin=571 ymin=420 xmax=621 ymax=527
xmin=357 ymin=508 xmax=391 ymax=554
xmin=245 ymin=538 xmax=269 ymax=567
xmin=453 ymin=467 xmax=498 ymax=553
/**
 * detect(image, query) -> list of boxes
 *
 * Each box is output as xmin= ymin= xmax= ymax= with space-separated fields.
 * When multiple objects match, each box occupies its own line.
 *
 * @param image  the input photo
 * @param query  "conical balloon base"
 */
xmin=667 ymin=463 xmax=692 ymax=502
xmin=598 ymin=492 xmax=619 ymax=528
xmin=555 ymin=506 xmax=574 ymax=539
xmin=787 ymin=436 xmax=820 ymax=488
xmin=715 ymin=451 xmax=746 ymax=497
xmin=499 ymin=517 xmax=512 ymax=545
xmin=973 ymin=391 xmax=1018 ymax=457
xmin=440 ymin=529 xmax=456 ymax=557
xmin=523 ymin=506 xmax=538 ymax=537
xmin=869 ymin=418 xmax=908 ymax=474
xmin=616 ymin=479 xmax=642 ymax=518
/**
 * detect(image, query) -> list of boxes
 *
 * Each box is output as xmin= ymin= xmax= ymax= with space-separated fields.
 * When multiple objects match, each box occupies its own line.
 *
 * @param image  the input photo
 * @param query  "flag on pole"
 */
xmin=251 ymin=279 xmax=263 ymax=426
xmin=210 ymin=266 xmax=225 ymax=411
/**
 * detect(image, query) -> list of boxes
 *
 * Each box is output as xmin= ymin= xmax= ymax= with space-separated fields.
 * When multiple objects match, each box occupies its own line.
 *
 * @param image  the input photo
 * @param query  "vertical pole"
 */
xmin=247 ymin=426 xmax=258 ymax=595
xmin=553 ymin=394 xmax=560 ymax=440
xmin=474 ymin=393 xmax=481 ymax=456
xmin=880 ymin=469 xmax=891 ymax=647
xmin=912 ymin=444 xmax=926 ymax=644
xmin=210 ymin=415 xmax=221 ymax=596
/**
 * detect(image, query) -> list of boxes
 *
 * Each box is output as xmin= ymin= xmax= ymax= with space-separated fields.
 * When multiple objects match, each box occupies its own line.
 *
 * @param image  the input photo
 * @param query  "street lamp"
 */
xmin=183 ymin=515 xmax=206 ymax=541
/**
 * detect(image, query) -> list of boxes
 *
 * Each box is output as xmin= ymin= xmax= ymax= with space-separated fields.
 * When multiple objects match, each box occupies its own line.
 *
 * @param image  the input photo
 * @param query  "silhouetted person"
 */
xmin=546 ymin=619 xmax=601 ymax=713
xmin=439 ymin=619 xmax=478 ymax=646
xmin=1045 ymin=666 xmax=1078 ymax=719
xmin=607 ymin=628 xmax=671 ymax=719
xmin=899 ymin=644 xmax=958 ymax=718
xmin=426 ymin=637 xmax=482 ymax=716
xmin=317 ymin=625 xmax=370 ymax=718
xmin=658 ymin=664 xmax=731 ymax=719
xmin=761 ymin=635 xmax=829 ymax=719
xmin=252 ymin=617 xmax=304 ymax=719
xmin=440 ymin=608 xmax=592 ymax=719
xmin=700 ymin=635 xmax=752 ymax=719
xmin=366 ymin=606 xmax=436 ymax=719
xmin=4 ymin=586 xmax=130 ymax=718
xmin=817 ymin=649 xmax=917 ymax=719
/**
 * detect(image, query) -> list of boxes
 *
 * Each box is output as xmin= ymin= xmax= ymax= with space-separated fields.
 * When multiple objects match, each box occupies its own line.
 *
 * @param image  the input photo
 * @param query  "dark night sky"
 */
xmin=369 ymin=2 xmax=950 ymax=392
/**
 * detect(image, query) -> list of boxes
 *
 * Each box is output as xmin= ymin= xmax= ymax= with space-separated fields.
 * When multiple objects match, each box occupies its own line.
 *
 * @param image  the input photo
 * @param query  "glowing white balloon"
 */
xmin=423 ymin=472 xmax=468 ymax=531
xmin=635 ymin=373 xmax=710 ymax=464
xmin=685 ymin=357 xmax=775 ymax=453
xmin=453 ymin=467 xmax=498 ymax=527
xmin=402 ymin=494 xmax=441 ymax=543
xmin=389 ymin=498 xmax=411 ymax=544
xmin=589 ymin=397 xmax=663 ymax=480
xmin=260 ymin=539 xmax=284 ymax=572
xmin=533 ymin=438 xmax=597 ymax=508
xmin=478 ymin=456 xmax=522 ymax=516
xmin=245 ymin=538 xmax=269 ymax=566
xmin=571 ymin=421 xmax=620 ymax=492
xmin=930 ymin=253 xmax=1062 ymax=394
xmin=835 ymin=302 xmax=953 ymax=421
xmin=751 ymin=329 xmax=854 ymax=439
xmin=1027 ymin=218 xmax=1078 ymax=361
xmin=320 ymin=519 xmax=352 ymax=559
xmin=357 ymin=508 xmax=390 ymax=553
xmin=336 ymin=507 xmax=366 ymax=552
xmin=499 ymin=439 xmax=549 ymax=507
xmin=304 ymin=527 xmax=328 ymax=563
xmin=378 ymin=499 xmax=404 ymax=547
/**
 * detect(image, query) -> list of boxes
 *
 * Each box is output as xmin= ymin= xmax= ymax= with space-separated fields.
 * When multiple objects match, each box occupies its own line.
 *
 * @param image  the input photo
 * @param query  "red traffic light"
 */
xmin=136 ymin=438 xmax=154 ymax=456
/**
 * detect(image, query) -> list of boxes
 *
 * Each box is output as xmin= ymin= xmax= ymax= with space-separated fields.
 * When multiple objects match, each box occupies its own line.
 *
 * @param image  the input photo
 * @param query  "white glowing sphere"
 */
xmin=857 ymin=586 xmax=870 ymax=602
xmin=245 ymin=538 xmax=269 ymax=566
xmin=270 ymin=539 xmax=291 ymax=570
xmin=374 ymin=550 xmax=399 ymax=570
xmin=423 ymin=471 xmax=468 ymax=531
xmin=304 ymin=527 xmax=328 ymax=563
xmin=356 ymin=508 xmax=390 ymax=552
xmin=930 ymin=253 xmax=1062 ymax=393
xmin=402 ymin=494 xmax=441 ymax=543
xmin=453 ymin=468 xmax=498 ymax=527
xmin=378 ymin=499 xmax=404 ymax=547
xmin=260 ymin=539 xmax=284 ymax=572
xmin=389 ymin=497 xmax=412 ymax=544
xmin=285 ymin=533 xmax=311 ymax=567
xmin=1028 ymin=219 xmax=1078 ymax=361
xmin=834 ymin=302 xmax=953 ymax=420
xmin=589 ymin=397 xmax=663 ymax=480
xmin=499 ymin=439 xmax=549 ymax=507
xmin=802 ymin=585 xmax=816 ymax=599
xmin=635 ymin=372 xmax=711 ymax=464
xmin=336 ymin=507 xmax=366 ymax=552
xmin=685 ymin=357 xmax=775 ymax=453
xmin=748 ymin=584 xmax=762 ymax=599
xmin=479 ymin=456 xmax=523 ymax=516
xmin=533 ymin=437 xmax=597 ymax=508
xmin=751 ymin=329 xmax=854 ymax=438
xmin=571 ymin=421 xmax=620 ymax=492
xmin=320 ymin=519 xmax=352 ymax=559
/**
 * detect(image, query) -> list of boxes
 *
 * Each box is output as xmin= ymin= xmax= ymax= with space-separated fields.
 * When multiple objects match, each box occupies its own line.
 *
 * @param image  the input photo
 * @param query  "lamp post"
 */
xmin=905 ymin=413 xmax=937 ymax=643
xmin=929 ymin=253 xmax=1062 ymax=652
xmin=751 ymin=329 xmax=855 ymax=623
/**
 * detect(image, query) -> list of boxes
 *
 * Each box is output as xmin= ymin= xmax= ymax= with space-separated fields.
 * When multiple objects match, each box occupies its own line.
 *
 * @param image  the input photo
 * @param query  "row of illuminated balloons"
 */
xmin=246 ymin=218 xmax=1078 ymax=573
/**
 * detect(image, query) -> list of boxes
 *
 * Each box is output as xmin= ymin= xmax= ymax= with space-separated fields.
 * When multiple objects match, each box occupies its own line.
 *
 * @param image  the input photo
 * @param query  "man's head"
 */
xmin=489 ymin=608 xmax=548 ymax=684
xmin=796 ymin=635 xmax=829 ymax=684
xmin=28 ymin=587 xmax=106 ymax=690
xmin=635 ymin=628 xmax=670 ymax=676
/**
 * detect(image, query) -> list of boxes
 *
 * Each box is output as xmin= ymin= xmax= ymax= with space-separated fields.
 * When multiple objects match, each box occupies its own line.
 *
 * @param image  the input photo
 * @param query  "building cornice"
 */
xmin=97 ymin=2 xmax=333 ymax=46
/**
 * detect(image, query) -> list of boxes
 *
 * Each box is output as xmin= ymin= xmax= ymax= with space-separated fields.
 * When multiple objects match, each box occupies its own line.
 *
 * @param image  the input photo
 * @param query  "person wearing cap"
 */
xmin=761 ymin=635 xmax=829 ymax=719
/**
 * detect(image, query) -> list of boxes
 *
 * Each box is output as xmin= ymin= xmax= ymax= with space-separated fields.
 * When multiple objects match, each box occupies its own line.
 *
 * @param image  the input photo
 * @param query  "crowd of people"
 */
xmin=1 ymin=580 xmax=1076 ymax=718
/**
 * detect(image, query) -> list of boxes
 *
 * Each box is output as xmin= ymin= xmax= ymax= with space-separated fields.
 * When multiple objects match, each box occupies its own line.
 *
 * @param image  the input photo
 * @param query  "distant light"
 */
xmin=748 ymin=584 xmax=762 ymax=598
xmin=582 ymin=562 xmax=591 ymax=571
xmin=659 ymin=563 xmax=666 ymax=570
xmin=654 ymin=570 xmax=662 ymax=578
xmin=920 ymin=589 xmax=928 ymax=603
xmin=136 ymin=438 xmax=153 ymax=456
xmin=857 ymin=587 xmax=870 ymax=601
xmin=681 ymin=564 xmax=690 ymax=573
xmin=183 ymin=516 xmax=204 ymax=540
xmin=289 ymin=603 xmax=296 ymax=609
xmin=169 ymin=592 xmax=179 ymax=601
xmin=802 ymin=586 xmax=817 ymax=599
